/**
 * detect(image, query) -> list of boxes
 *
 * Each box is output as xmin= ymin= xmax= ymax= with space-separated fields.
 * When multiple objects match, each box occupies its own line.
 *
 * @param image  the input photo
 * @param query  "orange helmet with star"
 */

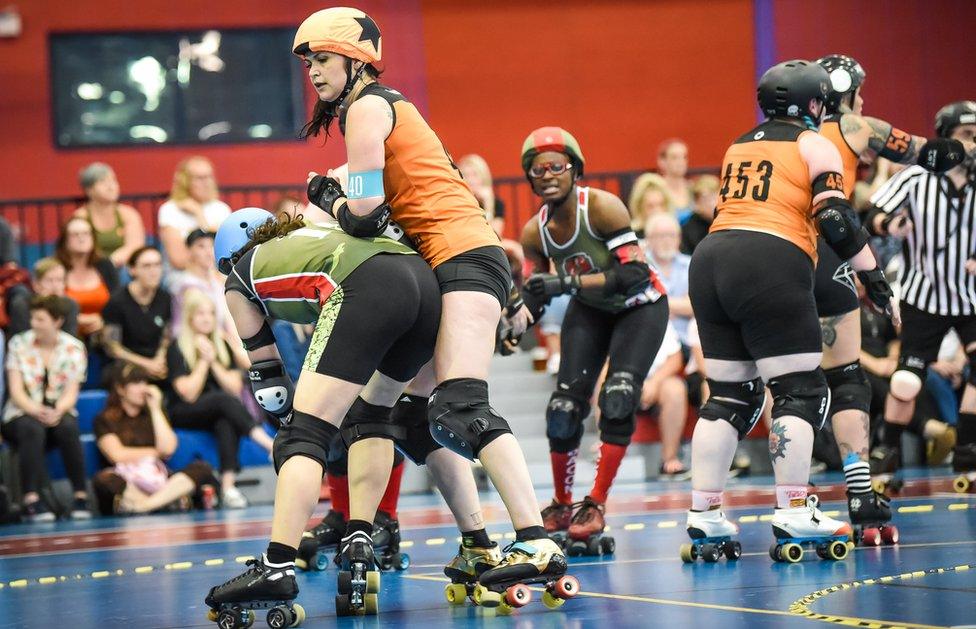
xmin=293 ymin=7 xmax=382 ymax=65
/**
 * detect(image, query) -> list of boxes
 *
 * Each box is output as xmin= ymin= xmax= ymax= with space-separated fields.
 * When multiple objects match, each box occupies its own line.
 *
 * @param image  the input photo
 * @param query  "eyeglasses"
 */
xmin=528 ymin=162 xmax=573 ymax=178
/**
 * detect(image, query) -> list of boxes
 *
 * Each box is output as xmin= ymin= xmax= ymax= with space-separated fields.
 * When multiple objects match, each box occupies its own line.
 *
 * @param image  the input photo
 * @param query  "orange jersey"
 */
xmin=342 ymin=83 xmax=498 ymax=268
xmin=819 ymin=117 xmax=859 ymax=199
xmin=711 ymin=120 xmax=818 ymax=261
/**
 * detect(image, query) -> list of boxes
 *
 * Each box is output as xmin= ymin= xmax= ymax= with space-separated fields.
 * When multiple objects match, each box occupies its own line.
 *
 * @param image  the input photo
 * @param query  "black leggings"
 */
xmin=2 ymin=414 xmax=88 ymax=495
xmin=168 ymin=391 xmax=255 ymax=474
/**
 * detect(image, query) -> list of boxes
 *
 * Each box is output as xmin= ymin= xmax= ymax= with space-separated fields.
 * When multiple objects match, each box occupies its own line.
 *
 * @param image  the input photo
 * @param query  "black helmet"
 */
xmin=757 ymin=60 xmax=830 ymax=128
xmin=816 ymin=54 xmax=865 ymax=114
xmin=934 ymin=101 xmax=976 ymax=138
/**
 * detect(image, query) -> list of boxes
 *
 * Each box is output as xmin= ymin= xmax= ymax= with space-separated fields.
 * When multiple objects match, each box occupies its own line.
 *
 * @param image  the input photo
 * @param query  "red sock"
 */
xmin=550 ymin=450 xmax=578 ymax=505
xmin=327 ymin=472 xmax=349 ymax=520
xmin=378 ymin=462 xmax=405 ymax=520
xmin=589 ymin=442 xmax=627 ymax=504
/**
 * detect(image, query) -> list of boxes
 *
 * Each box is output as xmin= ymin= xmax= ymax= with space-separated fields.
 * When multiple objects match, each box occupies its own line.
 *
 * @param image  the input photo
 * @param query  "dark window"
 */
xmin=50 ymin=29 xmax=305 ymax=147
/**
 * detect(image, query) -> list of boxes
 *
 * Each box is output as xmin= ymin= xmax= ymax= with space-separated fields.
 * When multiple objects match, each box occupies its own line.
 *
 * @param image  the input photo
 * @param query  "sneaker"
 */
xmin=23 ymin=499 xmax=56 ymax=523
xmin=221 ymin=486 xmax=248 ymax=510
xmin=70 ymin=497 xmax=93 ymax=520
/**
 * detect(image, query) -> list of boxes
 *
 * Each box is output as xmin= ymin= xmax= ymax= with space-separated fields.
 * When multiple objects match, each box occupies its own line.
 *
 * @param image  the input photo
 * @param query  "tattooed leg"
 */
xmin=832 ymin=408 xmax=870 ymax=461
xmin=768 ymin=415 xmax=815 ymax=486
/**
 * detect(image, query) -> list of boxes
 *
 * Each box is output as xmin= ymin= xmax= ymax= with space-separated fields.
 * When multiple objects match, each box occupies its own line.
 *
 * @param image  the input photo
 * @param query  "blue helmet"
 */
xmin=214 ymin=207 xmax=274 ymax=274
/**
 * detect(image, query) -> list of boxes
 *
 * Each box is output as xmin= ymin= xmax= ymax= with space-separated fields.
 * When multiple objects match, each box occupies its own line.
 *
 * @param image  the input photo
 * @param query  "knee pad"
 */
xmin=428 ymin=378 xmax=512 ymax=461
xmin=890 ymin=368 xmax=923 ymax=402
xmin=598 ymin=372 xmax=637 ymax=421
xmin=272 ymin=410 xmax=339 ymax=474
xmin=392 ymin=394 xmax=441 ymax=465
xmin=325 ymin=432 xmax=348 ymax=476
xmin=546 ymin=389 xmax=589 ymax=452
xmin=767 ymin=369 xmax=831 ymax=431
xmin=824 ymin=361 xmax=871 ymax=415
xmin=340 ymin=397 xmax=405 ymax=448
xmin=699 ymin=378 xmax=765 ymax=440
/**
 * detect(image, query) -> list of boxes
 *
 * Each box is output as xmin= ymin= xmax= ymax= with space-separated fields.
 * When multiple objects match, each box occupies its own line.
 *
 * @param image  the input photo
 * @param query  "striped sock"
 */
xmin=843 ymin=457 xmax=872 ymax=494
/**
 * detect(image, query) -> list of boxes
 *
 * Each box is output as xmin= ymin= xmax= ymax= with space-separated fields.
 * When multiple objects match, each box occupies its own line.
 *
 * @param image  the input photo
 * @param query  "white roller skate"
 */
xmin=769 ymin=495 xmax=852 ymax=563
xmin=680 ymin=509 xmax=741 ymax=563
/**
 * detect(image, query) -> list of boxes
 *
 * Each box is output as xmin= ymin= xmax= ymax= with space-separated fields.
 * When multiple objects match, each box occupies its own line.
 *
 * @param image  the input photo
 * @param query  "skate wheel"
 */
xmin=294 ymin=558 xmax=308 ymax=571
xmin=337 ymin=571 xmax=352 ymax=594
xmin=542 ymin=590 xmax=566 ymax=609
xmin=365 ymin=570 xmax=381 ymax=593
xmin=701 ymin=543 xmax=720 ymax=563
xmin=216 ymin=610 xmax=239 ymax=629
xmin=498 ymin=600 xmax=514 ymax=615
xmin=505 ymin=583 xmax=532 ymax=608
xmin=881 ymin=525 xmax=899 ymax=545
xmin=679 ymin=543 xmax=695 ymax=563
xmin=266 ymin=607 xmax=289 ymax=629
xmin=815 ymin=544 xmax=828 ymax=559
xmin=782 ymin=543 xmax=803 ymax=563
xmin=769 ymin=543 xmax=781 ymax=562
xmin=600 ymin=536 xmax=616 ymax=555
xmin=207 ymin=609 xmax=219 ymax=622
xmin=827 ymin=540 xmax=849 ymax=560
xmin=335 ymin=594 xmax=353 ymax=617
xmin=445 ymin=583 xmax=468 ymax=605
xmin=473 ymin=585 xmax=501 ymax=607
xmin=567 ymin=541 xmax=586 ymax=557
xmin=552 ymin=574 xmax=579 ymax=599
xmin=241 ymin=610 xmax=255 ymax=628
xmin=724 ymin=541 xmax=742 ymax=561
xmin=872 ymin=479 xmax=886 ymax=494
xmin=290 ymin=603 xmax=305 ymax=627
xmin=586 ymin=537 xmax=601 ymax=556
xmin=314 ymin=552 xmax=330 ymax=572
xmin=364 ymin=593 xmax=379 ymax=615
xmin=861 ymin=528 xmax=881 ymax=547
xmin=954 ymin=475 xmax=970 ymax=493
xmin=392 ymin=552 xmax=410 ymax=570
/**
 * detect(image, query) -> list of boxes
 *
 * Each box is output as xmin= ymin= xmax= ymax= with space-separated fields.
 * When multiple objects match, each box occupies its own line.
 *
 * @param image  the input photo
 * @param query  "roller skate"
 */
xmin=295 ymin=509 xmax=345 ymax=571
xmin=443 ymin=542 xmax=502 ymax=606
xmin=847 ymin=489 xmax=898 ymax=546
xmin=769 ymin=495 xmax=853 ymax=563
xmin=372 ymin=510 xmax=411 ymax=571
xmin=951 ymin=443 xmax=976 ymax=493
xmin=869 ymin=445 xmax=904 ymax=496
xmin=680 ymin=508 xmax=741 ymax=563
xmin=565 ymin=496 xmax=615 ymax=556
xmin=205 ymin=555 xmax=305 ymax=629
xmin=541 ymin=500 xmax=574 ymax=547
xmin=334 ymin=531 xmax=381 ymax=616
xmin=474 ymin=538 xmax=579 ymax=613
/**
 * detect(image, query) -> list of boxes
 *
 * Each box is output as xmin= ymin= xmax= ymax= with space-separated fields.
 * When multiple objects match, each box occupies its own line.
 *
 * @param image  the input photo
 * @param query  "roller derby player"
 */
xmin=813 ymin=54 xmax=967 ymax=546
xmin=685 ymin=60 xmax=898 ymax=564
xmin=516 ymin=126 xmax=669 ymax=557
xmin=295 ymin=7 xmax=574 ymax=610
xmin=867 ymin=100 xmax=976 ymax=496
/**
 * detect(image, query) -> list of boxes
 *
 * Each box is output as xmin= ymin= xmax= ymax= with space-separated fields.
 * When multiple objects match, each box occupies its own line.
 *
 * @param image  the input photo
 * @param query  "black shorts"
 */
xmin=434 ymin=245 xmax=511 ymax=308
xmin=304 ymin=254 xmax=441 ymax=384
xmin=814 ymin=237 xmax=859 ymax=318
xmin=897 ymin=302 xmax=976 ymax=372
xmin=690 ymin=230 xmax=821 ymax=361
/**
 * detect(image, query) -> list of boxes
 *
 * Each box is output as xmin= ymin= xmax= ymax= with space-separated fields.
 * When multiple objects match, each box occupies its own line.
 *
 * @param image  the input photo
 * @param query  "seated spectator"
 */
xmin=102 ymin=246 xmax=170 ymax=381
xmin=1 ymin=296 xmax=90 ymax=521
xmin=7 ymin=257 xmax=80 ymax=337
xmin=627 ymin=173 xmax=675 ymax=237
xmin=169 ymin=230 xmax=231 ymax=335
xmin=458 ymin=154 xmax=506 ymax=237
xmin=657 ymin=138 xmax=694 ymax=222
xmin=645 ymin=213 xmax=693 ymax=346
xmin=639 ymin=323 xmax=689 ymax=478
xmin=93 ymin=362 xmax=217 ymax=515
xmin=56 ymin=217 xmax=118 ymax=338
xmin=157 ymin=156 xmax=231 ymax=271
xmin=680 ymin=174 xmax=719 ymax=254
xmin=165 ymin=292 xmax=272 ymax=508
xmin=73 ymin=162 xmax=146 ymax=268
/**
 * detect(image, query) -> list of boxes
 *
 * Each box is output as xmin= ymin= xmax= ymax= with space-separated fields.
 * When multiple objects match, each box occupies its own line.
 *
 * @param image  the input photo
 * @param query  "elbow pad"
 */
xmin=604 ymin=239 xmax=651 ymax=297
xmin=815 ymin=198 xmax=870 ymax=260
xmin=336 ymin=201 xmax=392 ymax=238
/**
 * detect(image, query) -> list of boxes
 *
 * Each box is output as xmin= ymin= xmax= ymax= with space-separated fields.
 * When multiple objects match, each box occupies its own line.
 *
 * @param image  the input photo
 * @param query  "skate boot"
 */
xmin=295 ymin=509 xmax=345 ymax=571
xmin=769 ymin=495 xmax=853 ymax=562
xmin=474 ymin=537 xmax=579 ymax=612
xmin=541 ymin=500 xmax=574 ymax=547
xmin=680 ymin=508 xmax=741 ymax=563
xmin=443 ymin=541 xmax=502 ymax=605
xmin=848 ymin=489 xmax=898 ymax=546
xmin=334 ymin=531 xmax=380 ymax=616
xmin=372 ymin=510 xmax=410 ymax=571
xmin=952 ymin=443 xmax=976 ymax=493
xmin=566 ymin=496 xmax=615 ymax=556
xmin=205 ymin=555 xmax=304 ymax=628
xmin=869 ymin=444 xmax=903 ymax=495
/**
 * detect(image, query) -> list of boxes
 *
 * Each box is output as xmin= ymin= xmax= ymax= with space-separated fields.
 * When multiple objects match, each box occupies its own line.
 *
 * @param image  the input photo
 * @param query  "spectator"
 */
xmin=627 ymin=172 xmax=675 ymax=236
xmin=1 ymin=296 xmax=90 ymax=522
xmin=657 ymin=138 xmax=694 ymax=222
xmin=0 ymin=215 xmax=16 ymax=265
xmin=644 ymin=213 xmax=693 ymax=346
xmin=92 ymin=362 xmax=217 ymax=515
xmin=56 ymin=216 xmax=118 ymax=338
xmin=74 ymin=162 xmax=146 ymax=268
xmin=157 ymin=156 xmax=231 ymax=271
xmin=680 ymin=174 xmax=719 ymax=254
xmin=169 ymin=230 xmax=231 ymax=335
xmin=102 ymin=246 xmax=171 ymax=381
xmin=165 ymin=292 xmax=272 ymax=509
xmin=458 ymin=154 xmax=506 ymax=237
xmin=7 ymin=257 xmax=80 ymax=337
xmin=639 ymin=322 xmax=689 ymax=478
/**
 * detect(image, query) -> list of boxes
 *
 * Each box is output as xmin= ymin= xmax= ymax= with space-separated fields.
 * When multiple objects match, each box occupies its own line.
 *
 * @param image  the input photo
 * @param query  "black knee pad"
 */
xmin=546 ymin=388 xmax=590 ymax=453
xmin=767 ymin=368 xmax=831 ymax=431
xmin=428 ymin=378 xmax=511 ymax=460
xmin=340 ymin=397 xmax=405 ymax=448
xmin=824 ymin=361 xmax=871 ymax=415
xmin=272 ymin=410 xmax=339 ymax=474
xmin=325 ymin=432 xmax=348 ymax=475
xmin=598 ymin=372 xmax=638 ymax=446
xmin=392 ymin=394 xmax=441 ymax=465
xmin=699 ymin=378 xmax=765 ymax=440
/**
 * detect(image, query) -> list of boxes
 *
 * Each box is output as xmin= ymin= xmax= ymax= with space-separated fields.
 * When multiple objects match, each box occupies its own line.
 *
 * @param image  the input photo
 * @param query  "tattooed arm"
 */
xmin=839 ymin=113 xmax=926 ymax=165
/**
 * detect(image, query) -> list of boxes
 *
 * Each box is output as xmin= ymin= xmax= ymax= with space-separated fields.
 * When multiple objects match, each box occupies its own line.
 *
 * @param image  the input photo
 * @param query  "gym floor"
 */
xmin=0 ymin=468 xmax=973 ymax=629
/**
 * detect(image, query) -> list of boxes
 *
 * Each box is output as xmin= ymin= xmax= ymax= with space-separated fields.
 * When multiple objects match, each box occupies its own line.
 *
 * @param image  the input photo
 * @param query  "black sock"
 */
xmin=345 ymin=519 xmax=373 ymax=539
xmin=958 ymin=412 xmax=976 ymax=446
xmin=265 ymin=541 xmax=297 ymax=565
xmin=881 ymin=422 xmax=905 ymax=449
xmin=515 ymin=526 xmax=548 ymax=543
xmin=461 ymin=528 xmax=492 ymax=548
xmin=906 ymin=413 xmax=927 ymax=436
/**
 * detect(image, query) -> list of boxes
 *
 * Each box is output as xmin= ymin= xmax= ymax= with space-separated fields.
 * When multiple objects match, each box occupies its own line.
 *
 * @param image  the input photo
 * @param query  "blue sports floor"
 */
xmin=1 ymin=469 xmax=974 ymax=629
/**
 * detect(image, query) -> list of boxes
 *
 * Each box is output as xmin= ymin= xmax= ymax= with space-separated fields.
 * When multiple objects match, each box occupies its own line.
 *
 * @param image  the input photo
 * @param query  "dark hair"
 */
xmin=55 ymin=216 xmax=103 ymax=270
xmin=234 ymin=213 xmax=306 ymax=260
xmin=127 ymin=245 xmax=161 ymax=268
xmin=103 ymin=361 xmax=151 ymax=422
xmin=28 ymin=294 xmax=69 ymax=321
xmin=299 ymin=63 xmax=382 ymax=140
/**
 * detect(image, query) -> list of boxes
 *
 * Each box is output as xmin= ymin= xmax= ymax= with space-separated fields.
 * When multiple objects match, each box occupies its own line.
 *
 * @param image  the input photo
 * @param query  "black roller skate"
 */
xmin=541 ymin=500 xmax=574 ymax=548
xmin=334 ymin=531 xmax=381 ymax=616
xmin=443 ymin=542 xmax=502 ymax=606
xmin=474 ymin=538 xmax=579 ymax=613
xmin=205 ymin=555 xmax=305 ymax=629
xmin=848 ymin=489 xmax=898 ymax=546
xmin=566 ymin=496 xmax=615 ymax=557
xmin=869 ymin=445 xmax=904 ymax=496
xmin=372 ymin=510 xmax=410 ymax=571
xmin=295 ymin=509 xmax=345 ymax=572
xmin=952 ymin=443 xmax=976 ymax=493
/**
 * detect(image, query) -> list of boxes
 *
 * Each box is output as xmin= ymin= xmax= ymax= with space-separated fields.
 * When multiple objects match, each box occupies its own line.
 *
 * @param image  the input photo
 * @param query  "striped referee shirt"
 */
xmin=871 ymin=165 xmax=976 ymax=316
